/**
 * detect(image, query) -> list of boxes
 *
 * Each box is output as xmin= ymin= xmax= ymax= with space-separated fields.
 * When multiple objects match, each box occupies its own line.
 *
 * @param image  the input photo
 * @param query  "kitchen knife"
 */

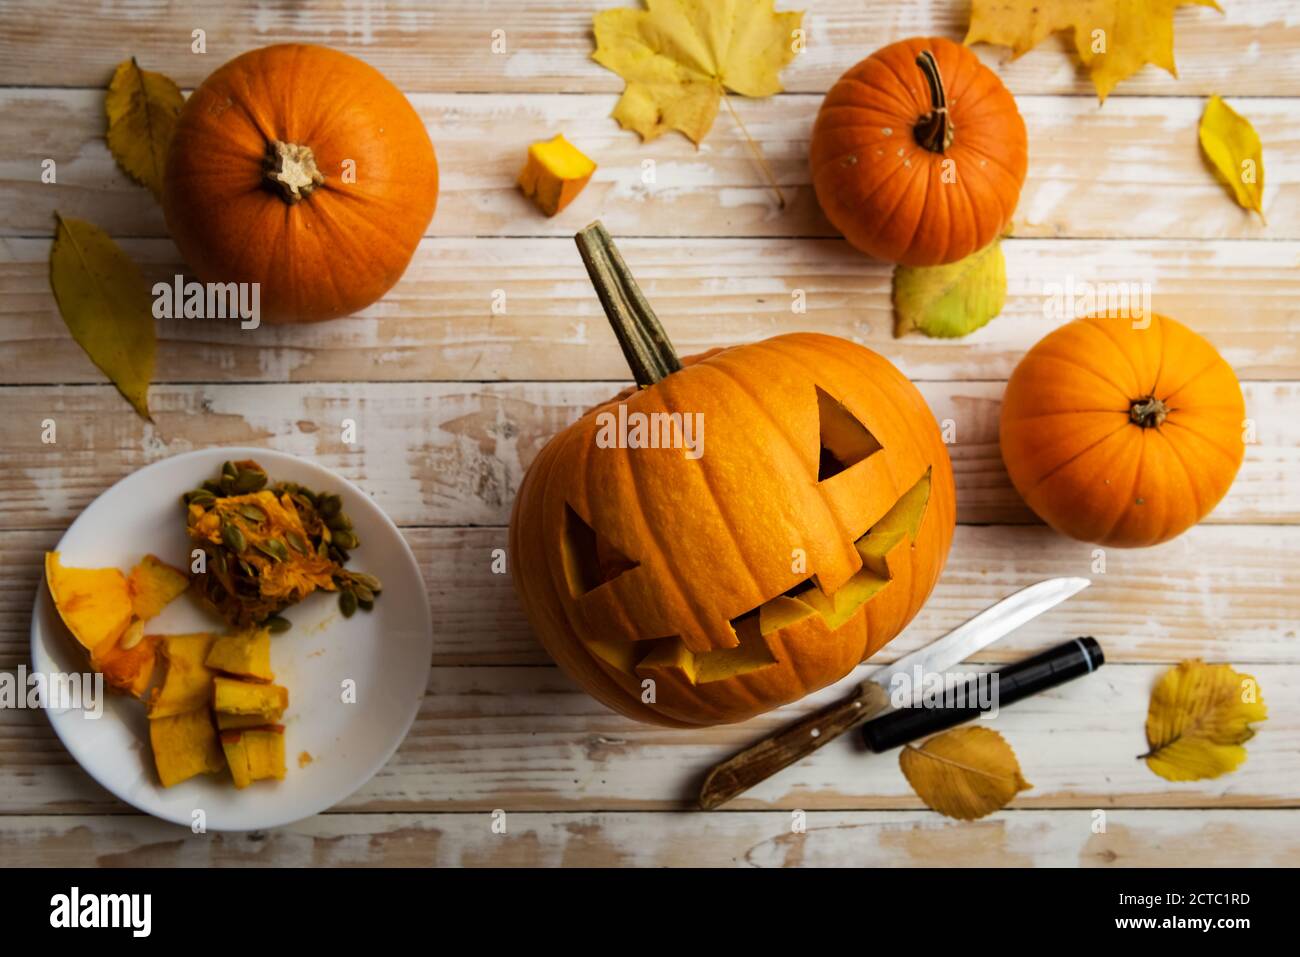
xmin=860 ymin=635 xmax=1105 ymax=752
xmin=697 ymin=576 xmax=1090 ymax=810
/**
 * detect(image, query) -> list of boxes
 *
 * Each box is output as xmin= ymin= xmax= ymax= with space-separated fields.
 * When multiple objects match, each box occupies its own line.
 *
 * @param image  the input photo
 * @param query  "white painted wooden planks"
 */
xmin=1 ymin=664 xmax=1296 ymax=812
xmin=1 ymin=238 xmax=1297 ymax=383
xmin=0 ymin=0 xmax=1293 ymax=96
xmin=2 ymin=91 xmax=1294 ymax=239
xmin=5 ymin=810 xmax=1300 ymax=866
xmin=0 ymin=380 xmax=1293 ymax=529
xmin=5 ymin=524 xmax=1299 ymax=670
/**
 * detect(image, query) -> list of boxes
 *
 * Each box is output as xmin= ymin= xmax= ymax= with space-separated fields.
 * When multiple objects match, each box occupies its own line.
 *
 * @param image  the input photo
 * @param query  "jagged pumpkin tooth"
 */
xmin=126 ymin=554 xmax=190 ymax=620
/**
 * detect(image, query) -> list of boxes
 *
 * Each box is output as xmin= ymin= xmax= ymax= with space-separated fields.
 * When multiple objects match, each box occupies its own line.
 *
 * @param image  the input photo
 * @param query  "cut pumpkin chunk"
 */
xmin=220 ymin=725 xmax=286 ymax=789
xmin=217 ymin=709 xmax=285 ymax=731
xmin=45 ymin=552 xmax=133 ymax=658
xmin=127 ymin=554 xmax=190 ymax=619
xmin=45 ymin=551 xmax=190 ymax=696
xmin=205 ymin=627 xmax=273 ymax=682
xmin=97 ymin=624 xmax=160 ymax=698
xmin=517 ymin=134 xmax=596 ymax=216
xmin=150 ymin=708 xmax=224 ymax=788
xmin=213 ymin=676 xmax=289 ymax=716
xmin=147 ymin=633 xmax=217 ymax=718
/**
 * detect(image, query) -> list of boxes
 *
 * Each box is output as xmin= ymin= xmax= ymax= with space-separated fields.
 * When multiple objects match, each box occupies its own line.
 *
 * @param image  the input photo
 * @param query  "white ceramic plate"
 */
xmin=31 ymin=447 xmax=432 ymax=831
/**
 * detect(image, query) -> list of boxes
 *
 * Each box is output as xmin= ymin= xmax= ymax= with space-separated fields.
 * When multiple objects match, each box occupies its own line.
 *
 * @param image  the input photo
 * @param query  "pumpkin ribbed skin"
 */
xmin=810 ymin=36 xmax=1027 ymax=267
xmin=163 ymin=44 xmax=438 ymax=323
xmin=510 ymin=333 xmax=956 ymax=727
xmin=1000 ymin=313 xmax=1245 ymax=548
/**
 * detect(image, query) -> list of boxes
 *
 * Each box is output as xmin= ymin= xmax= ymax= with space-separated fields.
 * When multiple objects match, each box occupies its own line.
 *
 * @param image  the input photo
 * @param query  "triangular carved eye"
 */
xmin=816 ymin=386 xmax=882 ymax=481
xmin=562 ymin=503 xmax=640 ymax=597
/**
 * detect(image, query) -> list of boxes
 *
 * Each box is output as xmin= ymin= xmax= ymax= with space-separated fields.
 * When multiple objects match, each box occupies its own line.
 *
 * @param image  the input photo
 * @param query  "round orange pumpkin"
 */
xmin=509 ymin=224 xmax=957 ymax=727
xmin=810 ymin=36 xmax=1027 ymax=267
xmin=163 ymin=44 xmax=438 ymax=323
xmin=1000 ymin=313 xmax=1245 ymax=548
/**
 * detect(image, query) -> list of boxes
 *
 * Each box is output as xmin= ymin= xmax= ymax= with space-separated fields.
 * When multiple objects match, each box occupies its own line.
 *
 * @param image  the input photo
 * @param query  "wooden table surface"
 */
xmin=1 ymin=0 xmax=1298 ymax=867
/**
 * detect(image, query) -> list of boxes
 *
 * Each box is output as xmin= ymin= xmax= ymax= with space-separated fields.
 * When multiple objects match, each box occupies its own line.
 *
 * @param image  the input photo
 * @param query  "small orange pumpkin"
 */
xmin=163 ymin=44 xmax=438 ymax=323
xmin=810 ymin=36 xmax=1027 ymax=267
xmin=509 ymin=224 xmax=956 ymax=727
xmin=1000 ymin=313 xmax=1245 ymax=548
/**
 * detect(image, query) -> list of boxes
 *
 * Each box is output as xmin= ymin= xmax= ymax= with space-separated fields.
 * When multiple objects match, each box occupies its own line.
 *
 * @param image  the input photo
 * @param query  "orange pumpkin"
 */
xmin=509 ymin=224 xmax=956 ymax=727
xmin=163 ymin=44 xmax=438 ymax=323
xmin=1000 ymin=313 xmax=1245 ymax=548
xmin=810 ymin=36 xmax=1027 ymax=267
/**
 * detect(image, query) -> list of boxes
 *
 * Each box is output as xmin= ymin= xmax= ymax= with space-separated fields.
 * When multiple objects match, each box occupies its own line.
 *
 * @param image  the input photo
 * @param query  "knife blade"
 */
xmin=697 ymin=576 xmax=1091 ymax=810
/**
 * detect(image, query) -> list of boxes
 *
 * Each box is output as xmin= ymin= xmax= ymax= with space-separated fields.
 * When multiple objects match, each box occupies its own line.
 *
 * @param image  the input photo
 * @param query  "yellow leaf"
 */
xmin=965 ymin=0 xmax=1222 ymax=102
xmin=105 ymin=57 xmax=184 ymax=200
xmin=49 ymin=214 xmax=156 ymax=419
xmin=592 ymin=0 xmax=804 ymax=144
xmin=892 ymin=240 xmax=1006 ymax=339
xmin=1143 ymin=659 xmax=1267 ymax=782
xmin=899 ymin=726 xmax=1031 ymax=821
xmin=1198 ymin=95 xmax=1266 ymax=220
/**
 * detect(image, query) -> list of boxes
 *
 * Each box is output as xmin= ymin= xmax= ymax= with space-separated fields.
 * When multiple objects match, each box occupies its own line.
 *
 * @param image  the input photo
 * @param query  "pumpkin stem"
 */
xmin=575 ymin=221 xmax=682 ymax=387
xmin=263 ymin=140 xmax=324 ymax=204
xmin=913 ymin=50 xmax=955 ymax=153
xmin=1129 ymin=396 xmax=1169 ymax=429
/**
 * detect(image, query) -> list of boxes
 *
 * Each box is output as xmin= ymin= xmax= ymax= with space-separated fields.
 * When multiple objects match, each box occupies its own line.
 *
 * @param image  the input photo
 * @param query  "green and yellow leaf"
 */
xmin=49 ymin=214 xmax=156 ymax=419
xmin=892 ymin=240 xmax=1006 ymax=339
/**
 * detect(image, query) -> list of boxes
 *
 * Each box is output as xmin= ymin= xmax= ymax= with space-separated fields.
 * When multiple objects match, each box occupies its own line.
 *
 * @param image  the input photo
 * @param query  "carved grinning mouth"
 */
xmin=633 ymin=468 xmax=931 ymax=684
xmin=561 ymin=384 xmax=932 ymax=686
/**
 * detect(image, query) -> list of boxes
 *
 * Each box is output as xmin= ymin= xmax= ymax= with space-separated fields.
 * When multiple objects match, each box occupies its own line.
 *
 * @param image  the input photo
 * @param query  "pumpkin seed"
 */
xmin=285 ymin=530 xmax=309 ymax=554
xmin=222 ymin=460 xmax=238 ymax=479
xmin=238 ymin=503 xmax=268 ymax=524
xmin=330 ymin=546 xmax=350 ymax=564
xmin=319 ymin=494 xmax=343 ymax=517
xmin=325 ymin=513 xmax=353 ymax=531
xmin=254 ymin=539 xmax=288 ymax=563
xmin=238 ymin=558 xmax=255 ymax=578
xmin=350 ymin=572 xmax=382 ymax=594
xmin=212 ymin=549 xmax=228 ymax=576
xmin=265 ymin=615 xmax=291 ymax=634
xmin=332 ymin=530 xmax=359 ymax=550
xmin=221 ymin=522 xmax=246 ymax=553
xmin=339 ymin=589 xmax=358 ymax=618
xmin=233 ymin=467 xmax=267 ymax=493
xmin=202 ymin=480 xmax=224 ymax=495
xmin=352 ymin=583 xmax=375 ymax=604
xmin=358 ymin=598 xmax=374 ymax=612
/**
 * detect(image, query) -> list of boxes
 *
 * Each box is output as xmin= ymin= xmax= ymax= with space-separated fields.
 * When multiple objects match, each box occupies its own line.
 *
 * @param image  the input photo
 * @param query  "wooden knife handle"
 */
xmin=698 ymin=681 xmax=891 ymax=810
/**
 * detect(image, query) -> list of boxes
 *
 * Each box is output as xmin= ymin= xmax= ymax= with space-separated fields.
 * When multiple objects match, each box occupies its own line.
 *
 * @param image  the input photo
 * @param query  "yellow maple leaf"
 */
xmin=105 ymin=57 xmax=184 ymax=200
xmin=899 ymin=726 xmax=1031 ymax=821
xmin=592 ymin=0 xmax=804 ymax=144
xmin=1143 ymin=660 xmax=1268 ymax=782
xmin=1199 ymin=95 xmax=1266 ymax=220
xmin=965 ymin=0 xmax=1222 ymax=102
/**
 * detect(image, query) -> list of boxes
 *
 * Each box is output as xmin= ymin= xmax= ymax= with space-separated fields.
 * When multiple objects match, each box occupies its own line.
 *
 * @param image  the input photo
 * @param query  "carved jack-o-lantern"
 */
xmin=510 ymin=226 xmax=956 ymax=726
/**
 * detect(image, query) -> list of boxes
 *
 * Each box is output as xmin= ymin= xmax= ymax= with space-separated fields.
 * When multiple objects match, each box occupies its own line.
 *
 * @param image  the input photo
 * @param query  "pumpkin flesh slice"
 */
xmin=150 ymin=708 xmax=224 ymax=788
xmin=147 ymin=633 xmax=218 ymax=718
xmin=46 ymin=552 xmax=190 ymax=696
xmin=213 ymin=676 xmax=289 ymax=716
xmin=205 ymin=627 xmax=274 ymax=682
